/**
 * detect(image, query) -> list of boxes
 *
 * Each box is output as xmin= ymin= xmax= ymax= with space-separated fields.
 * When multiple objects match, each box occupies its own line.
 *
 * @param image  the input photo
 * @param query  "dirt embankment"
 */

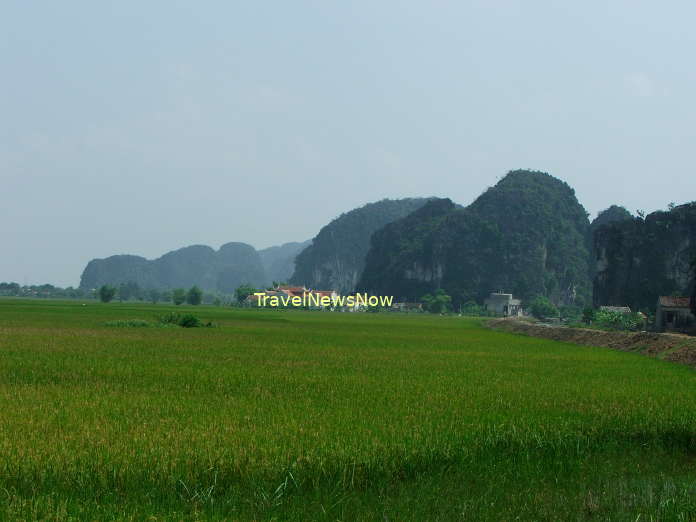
xmin=487 ymin=318 xmax=696 ymax=369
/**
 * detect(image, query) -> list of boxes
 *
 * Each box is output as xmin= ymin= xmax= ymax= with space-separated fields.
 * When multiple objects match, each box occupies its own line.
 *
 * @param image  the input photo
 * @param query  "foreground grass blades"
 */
xmin=1 ymin=299 xmax=696 ymax=520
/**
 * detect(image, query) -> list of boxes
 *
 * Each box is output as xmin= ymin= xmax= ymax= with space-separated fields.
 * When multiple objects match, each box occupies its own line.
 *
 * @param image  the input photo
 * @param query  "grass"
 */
xmin=104 ymin=319 xmax=153 ymax=328
xmin=1 ymin=299 xmax=696 ymax=520
xmin=104 ymin=313 xmax=214 ymax=329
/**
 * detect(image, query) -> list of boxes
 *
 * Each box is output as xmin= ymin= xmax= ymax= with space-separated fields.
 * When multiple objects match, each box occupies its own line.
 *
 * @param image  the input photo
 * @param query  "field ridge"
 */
xmin=488 ymin=317 xmax=696 ymax=368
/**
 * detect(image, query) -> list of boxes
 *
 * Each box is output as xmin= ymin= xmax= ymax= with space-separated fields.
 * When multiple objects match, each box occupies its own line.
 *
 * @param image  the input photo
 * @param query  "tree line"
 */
xmin=98 ymin=284 xmax=206 ymax=305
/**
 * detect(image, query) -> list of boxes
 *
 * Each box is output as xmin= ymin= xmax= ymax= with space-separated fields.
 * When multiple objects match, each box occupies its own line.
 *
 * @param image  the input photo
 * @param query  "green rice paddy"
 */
xmin=1 ymin=299 xmax=696 ymax=520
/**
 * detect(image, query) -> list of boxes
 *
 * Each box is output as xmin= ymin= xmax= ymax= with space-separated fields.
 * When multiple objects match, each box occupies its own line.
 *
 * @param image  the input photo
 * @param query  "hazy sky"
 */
xmin=2 ymin=1 xmax=695 ymax=286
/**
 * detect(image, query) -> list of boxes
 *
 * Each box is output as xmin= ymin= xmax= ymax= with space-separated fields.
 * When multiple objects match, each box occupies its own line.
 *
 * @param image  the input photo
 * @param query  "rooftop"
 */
xmin=277 ymin=286 xmax=306 ymax=292
xmin=600 ymin=305 xmax=632 ymax=313
xmin=658 ymin=296 xmax=691 ymax=308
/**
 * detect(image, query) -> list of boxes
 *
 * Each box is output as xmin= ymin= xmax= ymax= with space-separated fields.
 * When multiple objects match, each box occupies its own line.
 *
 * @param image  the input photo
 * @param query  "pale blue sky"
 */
xmin=2 ymin=1 xmax=695 ymax=286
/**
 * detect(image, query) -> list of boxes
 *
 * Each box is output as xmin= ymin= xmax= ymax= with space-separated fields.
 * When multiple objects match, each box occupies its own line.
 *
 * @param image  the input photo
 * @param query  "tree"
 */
xmin=529 ymin=296 xmax=558 ymax=320
xmin=235 ymin=284 xmax=258 ymax=304
xmin=172 ymin=288 xmax=186 ymax=305
xmin=118 ymin=282 xmax=130 ymax=302
xmin=186 ymin=286 xmax=203 ymax=305
xmin=148 ymin=288 xmax=162 ymax=304
xmin=117 ymin=281 xmax=141 ymax=302
xmin=461 ymin=300 xmax=486 ymax=316
xmin=0 ymin=282 xmax=20 ymax=296
xmin=421 ymin=289 xmax=452 ymax=314
xmin=98 ymin=285 xmax=116 ymax=303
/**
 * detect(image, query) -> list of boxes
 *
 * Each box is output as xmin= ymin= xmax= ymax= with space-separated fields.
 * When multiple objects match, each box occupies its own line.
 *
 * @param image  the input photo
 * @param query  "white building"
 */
xmin=483 ymin=292 xmax=522 ymax=317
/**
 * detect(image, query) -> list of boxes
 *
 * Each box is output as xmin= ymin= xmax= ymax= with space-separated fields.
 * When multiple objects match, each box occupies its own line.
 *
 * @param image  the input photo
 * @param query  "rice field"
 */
xmin=1 ymin=299 xmax=696 ymax=520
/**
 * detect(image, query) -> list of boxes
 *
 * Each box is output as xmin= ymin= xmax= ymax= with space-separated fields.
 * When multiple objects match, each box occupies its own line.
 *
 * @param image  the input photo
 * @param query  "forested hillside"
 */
xmin=357 ymin=170 xmax=592 ymax=306
xmin=290 ymin=198 xmax=431 ymax=293
xmin=590 ymin=205 xmax=633 ymax=232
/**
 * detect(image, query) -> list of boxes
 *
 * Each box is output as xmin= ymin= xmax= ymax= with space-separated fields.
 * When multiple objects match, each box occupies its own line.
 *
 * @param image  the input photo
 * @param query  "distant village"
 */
xmin=1 ymin=281 xmax=694 ymax=335
xmin=479 ymin=292 xmax=695 ymax=334
xmin=247 ymin=286 xmax=694 ymax=335
xmin=245 ymin=285 xmax=412 ymax=312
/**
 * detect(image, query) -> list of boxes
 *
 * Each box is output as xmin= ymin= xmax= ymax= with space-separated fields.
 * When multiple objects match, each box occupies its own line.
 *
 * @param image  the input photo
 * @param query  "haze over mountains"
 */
xmin=258 ymin=241 xmax=312 ymax=285
xmin=80 ymin=241 xmax=312 ymax=293
xmin=79 ymin=199 xmax=427 ymax=293
xmin=80 ymin=243 xmax=268 ymax=293
xmin=80 ymin=169 xmax=696 ymax=310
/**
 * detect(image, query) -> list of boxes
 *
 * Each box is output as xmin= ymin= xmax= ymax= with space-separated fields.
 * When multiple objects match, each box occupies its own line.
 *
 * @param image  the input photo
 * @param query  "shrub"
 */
xmin=559 ymin=305 xmax=582 ymax=323
xmin=178 ymin=314 xmax=202 ymax=328
xmin=461 ymin=301 xmax=488 ymax=316
xmin=594 ymin=310 xmax=643 ymax=331
xmin=529 ymin=296 xmax=558 ymax=320
xmin=155 ymin=312 xmax=213 ymax=328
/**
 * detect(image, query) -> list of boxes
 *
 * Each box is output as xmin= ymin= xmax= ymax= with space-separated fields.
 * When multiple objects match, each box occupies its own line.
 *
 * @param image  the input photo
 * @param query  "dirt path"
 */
xmin=487 ymin=318 xmax=696 ymax=369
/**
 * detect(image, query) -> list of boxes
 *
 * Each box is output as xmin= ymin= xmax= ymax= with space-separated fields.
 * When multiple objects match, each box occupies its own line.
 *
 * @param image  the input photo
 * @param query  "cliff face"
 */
xmin=356 ymin=198 xmax=461 ymax=300
xmin=357 ymin=170 xmax=592 ymax=306
xmin=588 ymin=205 xmax=634 ymax=281
xmin=593 ymin=203 xmax=696 ymax=310
xmin=290 ymin=198 xmax=431 ymax=293
xmin=80 ymin=242 xmax=267 ymax=292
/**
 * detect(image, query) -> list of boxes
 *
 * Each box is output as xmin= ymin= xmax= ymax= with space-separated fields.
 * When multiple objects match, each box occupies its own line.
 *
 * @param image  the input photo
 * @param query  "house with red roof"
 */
xmin=276 ymin=285 xmax=309 ymax=298
xmin=655 ymin=296 xmax=694 ymax=332
xmin=246 ymin=285 xmax=339 ymax=309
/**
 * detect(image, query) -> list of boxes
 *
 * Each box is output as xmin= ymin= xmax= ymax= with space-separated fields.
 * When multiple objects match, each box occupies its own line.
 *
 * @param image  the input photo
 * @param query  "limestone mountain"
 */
xmin=587 ymin=205 xmax=634 ymax=281
xmin=590 ymin=205 xmax=633 ymax=232
xmin=259 ymin=240 xmax=311 ymax=285
xmin=357 ymin=170 xmax=592 ymax=307
xmin=79 ymin=254 xmax=157 ymax=291
xmin=80 ymin=242 xmax=267 ymax=292
xmin=593 ymin=202 xmax=696 ymax=310
xmin=290 ymin=198 xmax=432 ymax=293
